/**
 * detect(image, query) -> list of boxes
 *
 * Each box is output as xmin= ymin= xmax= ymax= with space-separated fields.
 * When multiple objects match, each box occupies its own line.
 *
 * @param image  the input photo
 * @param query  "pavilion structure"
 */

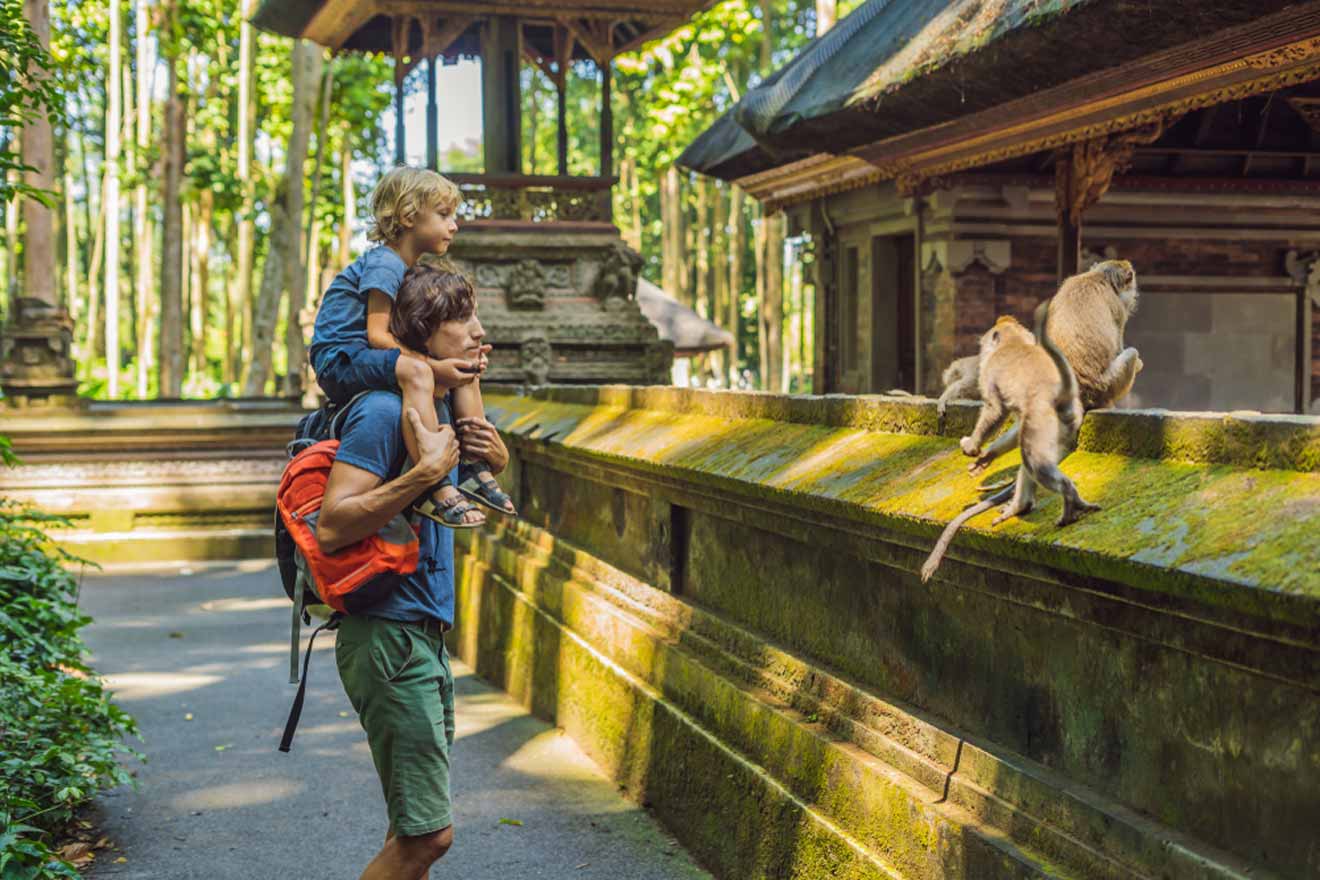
xmin=681 ymin=0 xmax=1320 ymax=414
xmin=252 ymin=0 xmax=704 ymax=385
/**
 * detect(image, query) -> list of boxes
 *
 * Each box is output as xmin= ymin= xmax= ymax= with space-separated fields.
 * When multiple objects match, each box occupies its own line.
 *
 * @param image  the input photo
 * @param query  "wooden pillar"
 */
xmin=1054 ymin=151 xmax=1081 ymax=283
xmin=481 ymin=16 xmax=522 ymax=174
xmin=426 ymin=55 xmax=438 ymax=170
xmin=556 ymin=76 xmax=568 ymax=175
xmin=394 ymin=73 xmax=406 ymax=165
xmin=600 ymin=58 xmax=613 ymax=178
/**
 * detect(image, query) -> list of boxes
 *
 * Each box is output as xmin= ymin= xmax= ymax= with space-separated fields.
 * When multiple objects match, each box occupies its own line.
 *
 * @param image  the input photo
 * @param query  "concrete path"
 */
xmin=81 ymin=562 xmax=712 ymax=880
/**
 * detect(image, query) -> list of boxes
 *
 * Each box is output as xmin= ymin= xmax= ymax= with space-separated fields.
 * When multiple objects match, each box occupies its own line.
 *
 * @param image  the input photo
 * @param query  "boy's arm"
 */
xmin=365 ymin=289 xmax=400 ymax=351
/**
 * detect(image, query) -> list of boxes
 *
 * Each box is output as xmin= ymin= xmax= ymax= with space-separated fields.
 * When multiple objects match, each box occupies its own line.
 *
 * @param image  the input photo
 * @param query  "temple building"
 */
xmin=681 ymin=0 xmax=1320 ymax=414
xmin=251 ymin=0 xmax=704 ymax=385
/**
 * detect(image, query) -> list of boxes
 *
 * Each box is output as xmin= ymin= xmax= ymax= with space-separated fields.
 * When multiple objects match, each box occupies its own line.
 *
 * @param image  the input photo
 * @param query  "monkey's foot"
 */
xmin=992 ymin=502 xmax=1031 ymax=525
xmin=1057 ymin=500 xmax=1101 ymax=527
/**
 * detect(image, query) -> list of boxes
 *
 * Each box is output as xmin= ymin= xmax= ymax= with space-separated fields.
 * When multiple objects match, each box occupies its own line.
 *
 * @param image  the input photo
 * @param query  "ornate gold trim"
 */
xmin=744 ymin=35 xmax=1320 ymax=212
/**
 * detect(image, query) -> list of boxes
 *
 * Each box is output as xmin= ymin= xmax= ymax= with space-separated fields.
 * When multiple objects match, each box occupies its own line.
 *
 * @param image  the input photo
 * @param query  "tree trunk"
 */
xmin=302 ymin=60 xmax=333 ymax=321
xmin=135 ymin=0 xmax=152 ymax=397
xmin=191 ymin=191 xmax=212 ymax=376
xmin=694 ymin=175 xmax=709 ymax=319
xmin=236 ymin=0 xmax=255 ymax=386
xmin=158 ymin=11 xmax=186 ymax=397
xmin=754 ymin=210 xmax=766 ymax=385
xmin=728 ymin=185 xmax=745 ymax=386
xmin=337 ymin=129 xmax=353 ymax=270
xmin=21 ymin=0 xmax=56 ymax=312
xmin=84 ymin=174 xmax=106 ymax=368
xmin=661 ymin=164 xmax=678 ymax=300
xmin=105 ymin=0 xmax=122 ymax=396
xmin=816 ymin=0 xmax=836 ymax=35
xmin=243 ymin=198 xmax=289 ymax=396
xmin=282 ymin=39 xmax=323 ymax=397
xmin=4 ymin=150 xmax=18 ymax=312
xmin=63 ymin=164 xmax=78 ymax=324
xmin=711 ymin=182 xmax=728 ymax=382
xmin=763 ymin=210 xmax=785 ymax=393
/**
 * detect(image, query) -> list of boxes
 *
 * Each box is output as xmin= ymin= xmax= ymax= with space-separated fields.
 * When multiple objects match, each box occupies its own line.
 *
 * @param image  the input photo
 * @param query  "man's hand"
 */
xmin=455 ymin=417 xmax=508 ymax=474
xmin=407 ymin=408 xmax=460 ymax=482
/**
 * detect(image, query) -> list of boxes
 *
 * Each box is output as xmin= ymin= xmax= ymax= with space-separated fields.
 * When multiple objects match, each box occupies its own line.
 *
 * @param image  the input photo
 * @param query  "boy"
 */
xmin=308 ymin=166 xmax=515 ymax=528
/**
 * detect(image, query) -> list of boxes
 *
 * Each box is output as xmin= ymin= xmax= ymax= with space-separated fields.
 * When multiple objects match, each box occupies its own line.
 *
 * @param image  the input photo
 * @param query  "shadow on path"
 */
xmin=81 ymin=562 xmax=712 ymax=880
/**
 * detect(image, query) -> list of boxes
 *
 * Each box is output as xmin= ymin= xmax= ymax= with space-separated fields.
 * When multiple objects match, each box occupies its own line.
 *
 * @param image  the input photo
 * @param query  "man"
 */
xmin=315 ymin=264 xmax=507 ymax=880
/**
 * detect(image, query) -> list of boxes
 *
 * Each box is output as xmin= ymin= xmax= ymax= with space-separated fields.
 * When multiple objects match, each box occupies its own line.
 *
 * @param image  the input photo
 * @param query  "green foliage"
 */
xmin=0 ymin=451 xmax=139 ymax=879
xmin=1 ymin=0 xmax=64 ymax=206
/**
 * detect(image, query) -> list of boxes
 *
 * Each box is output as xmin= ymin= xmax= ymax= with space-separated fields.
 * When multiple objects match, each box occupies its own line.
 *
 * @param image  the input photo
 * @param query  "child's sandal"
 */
xmin=458 ymin=475 xmax=517 ymax=517
xmin=413 ymin=493 xmax=485 ymax=529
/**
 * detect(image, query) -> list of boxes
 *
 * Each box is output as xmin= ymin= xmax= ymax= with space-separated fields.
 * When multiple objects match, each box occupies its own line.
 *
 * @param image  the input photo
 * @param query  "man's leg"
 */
xmin=360 ymin=826 xmax=452 ymax=880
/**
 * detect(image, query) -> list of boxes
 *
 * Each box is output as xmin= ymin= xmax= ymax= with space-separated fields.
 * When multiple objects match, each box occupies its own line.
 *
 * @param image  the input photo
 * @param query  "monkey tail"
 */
xmin=920 ymin=485 xmax=1015 ymax=584
xmin=1034 ymin=298 xmax=1080 ymax=425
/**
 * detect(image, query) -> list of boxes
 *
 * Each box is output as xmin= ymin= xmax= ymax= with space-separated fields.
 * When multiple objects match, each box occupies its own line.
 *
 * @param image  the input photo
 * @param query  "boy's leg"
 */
xmin=454 ymin=379 xmax=516 ymax=515
xmin=397 ymin=356 xmax=483 ymax=526
xmin=359 ymin=827 xmax=451 ymax=880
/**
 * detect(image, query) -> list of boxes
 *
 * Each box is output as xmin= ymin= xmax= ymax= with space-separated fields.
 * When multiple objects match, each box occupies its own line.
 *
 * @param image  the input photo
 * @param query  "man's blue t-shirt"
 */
xmin=332 ymin=390 xmax=455 ymax=626
xmin=309 ymin=246 xmax=408 ymax=375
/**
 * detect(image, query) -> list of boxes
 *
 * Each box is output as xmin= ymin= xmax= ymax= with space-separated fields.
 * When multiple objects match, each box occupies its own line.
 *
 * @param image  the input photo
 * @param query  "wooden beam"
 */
xmin=558 ymin=16 xmax=613 ymax=65
xmin=304 ymin=0 xmax=380 ymax=49
xmin=420 ymin=14 xmax=474 ymax=60
xmin=555 ymin=25 xmax=572 ymax=176
xmin=382 ymin=0 xmax=697 ymax=18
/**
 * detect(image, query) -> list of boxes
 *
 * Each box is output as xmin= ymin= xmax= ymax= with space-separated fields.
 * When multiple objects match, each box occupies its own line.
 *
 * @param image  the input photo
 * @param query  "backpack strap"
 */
xmin=279 ymin=611 xmax=342 ymax=753
xmin=328 ymin=390 xmax=375 ymax=441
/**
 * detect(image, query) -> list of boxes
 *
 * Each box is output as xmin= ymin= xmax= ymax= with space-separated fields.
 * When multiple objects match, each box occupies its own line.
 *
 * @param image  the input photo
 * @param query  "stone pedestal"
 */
xmin=447 ymin=221 xmax=673 ymax=385
xmin=0 ymin=297 xmax=79 ymax=404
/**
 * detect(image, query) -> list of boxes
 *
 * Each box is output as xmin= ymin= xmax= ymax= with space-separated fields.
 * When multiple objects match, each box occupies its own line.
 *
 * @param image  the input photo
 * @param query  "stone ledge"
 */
xmin=485 ymin=384 xmax=1320 ymax=472
xmin=482 ymin=387 xmax=1320 ymax=615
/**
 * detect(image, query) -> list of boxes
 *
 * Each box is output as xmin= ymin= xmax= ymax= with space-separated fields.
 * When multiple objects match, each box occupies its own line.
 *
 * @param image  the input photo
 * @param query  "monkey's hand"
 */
xmin=1124 ymin=348 xmax=1144 ymax=375
xmin=959 ymin=436 xmax=980 ymax=457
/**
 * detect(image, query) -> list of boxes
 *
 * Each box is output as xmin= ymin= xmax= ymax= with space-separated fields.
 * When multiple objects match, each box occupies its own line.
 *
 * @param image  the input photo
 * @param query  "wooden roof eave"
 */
xmin=739 ymin=11 xmax=1320 ymax=214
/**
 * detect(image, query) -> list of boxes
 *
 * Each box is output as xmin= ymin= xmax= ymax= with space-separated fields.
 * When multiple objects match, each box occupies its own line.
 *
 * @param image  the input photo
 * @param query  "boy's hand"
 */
xmin=406 ymin=408 xmax=460 ymax=482
xmin=466 ymin=344 xmax=492 ymax=375
xmin=431 ymin=357 xmax=480 ymax=389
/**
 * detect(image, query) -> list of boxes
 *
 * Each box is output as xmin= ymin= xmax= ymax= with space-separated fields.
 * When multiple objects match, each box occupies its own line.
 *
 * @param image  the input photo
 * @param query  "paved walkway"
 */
xmin=82 ymin=562 xmax=712 ymax=880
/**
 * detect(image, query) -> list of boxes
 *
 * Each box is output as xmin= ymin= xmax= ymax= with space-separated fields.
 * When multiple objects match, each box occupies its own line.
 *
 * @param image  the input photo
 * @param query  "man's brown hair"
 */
xmin=389 ymin=263 xmax=477 ymax=354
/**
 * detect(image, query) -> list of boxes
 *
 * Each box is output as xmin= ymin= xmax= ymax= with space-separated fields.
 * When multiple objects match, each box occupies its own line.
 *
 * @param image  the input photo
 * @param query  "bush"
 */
xmin=0 ymin=467 xmax=139 ymax=878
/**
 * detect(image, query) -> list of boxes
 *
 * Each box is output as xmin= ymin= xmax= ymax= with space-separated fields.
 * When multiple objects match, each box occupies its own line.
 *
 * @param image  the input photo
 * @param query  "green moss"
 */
xmin=486 ymin=392 xmax=1320 ymax=615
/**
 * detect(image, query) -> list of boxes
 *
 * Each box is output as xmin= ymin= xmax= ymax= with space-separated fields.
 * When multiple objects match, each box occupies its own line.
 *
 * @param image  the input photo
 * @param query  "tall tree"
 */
xmin=105 ymin=0 xmax=121 ymax=395
xmin=158 ymin=0 xmax=185 ymax=396
xmin=728 ymin=185 xmax=745 ymax=385
xmin=281 ymin=39 xmax=322 ymax=395
xmin=234 ymin=0 xmax=254 ymax=386
xmin=134 ymin=0 xmax=152 ymax=397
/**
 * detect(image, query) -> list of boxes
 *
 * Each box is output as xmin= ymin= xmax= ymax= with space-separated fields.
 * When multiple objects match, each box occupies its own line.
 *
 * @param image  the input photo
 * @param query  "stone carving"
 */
xmin=506 ymin=259 xmax=548 ymax=310
xmin=946 ymin=240 xmax=1011 ymax=275
xmin=474 ymin=264 xmax=504 ymax=288
xmin=520 ymin=335 xmax=553 ymax=385
xmin=0 ymin=297 xmax=78 ymax=402
xmin=1054 ymin=119 xmax=1171 ymax=225
xmin=591 ymin=243 xmax=643 ymax=308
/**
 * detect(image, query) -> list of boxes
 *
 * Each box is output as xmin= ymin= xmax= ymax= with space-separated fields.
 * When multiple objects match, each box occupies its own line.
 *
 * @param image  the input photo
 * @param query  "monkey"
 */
xmin=920 ymin=300 xmax=1098 ymax=583
xmin=966 ymin=259 xmax=1143 ymax=474
xmin=936 ymin=355 xmax=981 ymax=419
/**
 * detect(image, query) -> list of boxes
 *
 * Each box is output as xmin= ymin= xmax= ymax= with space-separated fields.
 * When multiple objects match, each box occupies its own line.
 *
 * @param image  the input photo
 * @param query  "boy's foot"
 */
xmin=458 ymin=468 xmax=517 ymax=517
xmin=414 ymin=484 xmax=485 ymax=529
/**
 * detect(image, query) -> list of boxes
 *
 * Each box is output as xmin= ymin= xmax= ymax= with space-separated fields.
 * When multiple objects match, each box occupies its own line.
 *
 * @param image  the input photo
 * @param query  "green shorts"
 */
xmin=335 ymin=615 xmax=456 ymax=837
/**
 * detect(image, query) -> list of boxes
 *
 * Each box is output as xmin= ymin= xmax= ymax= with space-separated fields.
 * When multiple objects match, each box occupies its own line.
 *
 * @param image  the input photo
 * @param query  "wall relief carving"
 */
xmin=520 ymin=335 xmax=553 ymax=385
xmin=507 ymin=259 xmax=549 ymax=310
xmin=592 ymin=243 xmax=643 ymax=309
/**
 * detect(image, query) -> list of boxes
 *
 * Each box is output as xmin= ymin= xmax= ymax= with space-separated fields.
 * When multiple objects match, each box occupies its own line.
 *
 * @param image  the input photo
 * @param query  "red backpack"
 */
xmin=275 ymin=394 xmax=419 ymax=751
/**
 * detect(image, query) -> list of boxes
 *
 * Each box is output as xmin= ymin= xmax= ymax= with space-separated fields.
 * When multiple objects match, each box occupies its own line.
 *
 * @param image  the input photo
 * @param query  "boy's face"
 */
xmin=426 ymin=308 xmax=485 ymax=360
xmin=406 ymin=202 xmax=459 ymax=255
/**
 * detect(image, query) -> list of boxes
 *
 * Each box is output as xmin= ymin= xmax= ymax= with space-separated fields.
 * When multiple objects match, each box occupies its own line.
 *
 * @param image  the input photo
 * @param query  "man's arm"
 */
xmin=317 ymin=409 xmax=458 ymax=552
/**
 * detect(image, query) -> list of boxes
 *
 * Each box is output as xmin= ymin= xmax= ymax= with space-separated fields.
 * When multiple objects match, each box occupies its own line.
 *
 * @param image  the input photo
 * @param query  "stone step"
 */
xmin=463 ymin=520 xmax=1276 ymax=880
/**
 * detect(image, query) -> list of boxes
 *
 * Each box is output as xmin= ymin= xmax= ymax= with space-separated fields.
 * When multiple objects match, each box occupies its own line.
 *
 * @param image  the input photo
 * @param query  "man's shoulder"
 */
xmin=343 ymin=390 xmax=404 ymax=428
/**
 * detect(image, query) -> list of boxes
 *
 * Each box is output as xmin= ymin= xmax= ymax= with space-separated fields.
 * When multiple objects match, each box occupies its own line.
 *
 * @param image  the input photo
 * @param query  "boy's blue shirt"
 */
xmin=333 ymin=390 xmax=456 ymax=626
xmin=309 ymin=245 xmax=408 ymax=374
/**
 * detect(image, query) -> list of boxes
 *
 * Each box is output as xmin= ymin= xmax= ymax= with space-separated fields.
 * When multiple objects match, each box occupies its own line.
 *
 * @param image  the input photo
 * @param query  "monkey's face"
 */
xmin=1097 ymin=259 xmax=1139 ymax=312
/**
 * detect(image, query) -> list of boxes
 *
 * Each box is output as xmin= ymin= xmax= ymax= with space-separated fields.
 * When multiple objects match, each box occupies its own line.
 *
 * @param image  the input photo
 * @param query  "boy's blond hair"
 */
xmin=366 ymin=167 xmax=461 ymax=244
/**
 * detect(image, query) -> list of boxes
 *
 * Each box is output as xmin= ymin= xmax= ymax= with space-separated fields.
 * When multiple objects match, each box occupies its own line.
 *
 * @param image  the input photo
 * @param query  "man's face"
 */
xmin=409 ymin=202 xmax=459 ymax=255
xmin=426 ymin=309 xmax=485 ymax=360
